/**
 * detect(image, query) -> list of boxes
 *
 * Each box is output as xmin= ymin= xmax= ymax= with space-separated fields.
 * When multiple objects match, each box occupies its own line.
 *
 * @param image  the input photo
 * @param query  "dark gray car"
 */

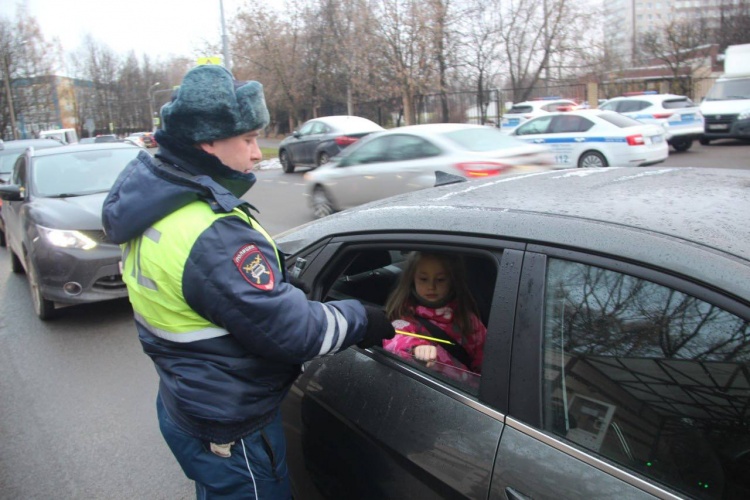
xmin=0 ymin=143 xmax=143 ymax=319
xmin=278 ymin=167 xmax=750 ymax=499
xmin=278 ymin=115 xmax=384 ymax=173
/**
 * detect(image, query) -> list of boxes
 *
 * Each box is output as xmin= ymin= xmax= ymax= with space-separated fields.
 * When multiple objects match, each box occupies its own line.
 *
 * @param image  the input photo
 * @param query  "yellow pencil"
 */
xmin=395 ymin=329 xmax=455 ymax=345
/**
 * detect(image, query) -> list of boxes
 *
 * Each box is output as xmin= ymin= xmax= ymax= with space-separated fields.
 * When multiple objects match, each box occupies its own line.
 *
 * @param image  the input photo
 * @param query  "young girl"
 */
xmin=383 ymin=252 xmax=487 ymax=376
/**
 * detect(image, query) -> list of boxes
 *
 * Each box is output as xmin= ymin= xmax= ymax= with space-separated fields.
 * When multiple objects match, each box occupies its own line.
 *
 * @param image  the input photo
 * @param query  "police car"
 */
xmin=511 ymin=109 xmax=668 ymax=168
xmin=499 ymin=98 xmax=579 ymax=134
xmin=599 ymin=92 xmax=704 ymax=152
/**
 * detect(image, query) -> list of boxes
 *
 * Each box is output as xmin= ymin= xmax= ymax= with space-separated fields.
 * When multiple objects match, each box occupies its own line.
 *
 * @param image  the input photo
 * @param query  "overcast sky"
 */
xmin=11 ymin=0 xmax=280 ymax=60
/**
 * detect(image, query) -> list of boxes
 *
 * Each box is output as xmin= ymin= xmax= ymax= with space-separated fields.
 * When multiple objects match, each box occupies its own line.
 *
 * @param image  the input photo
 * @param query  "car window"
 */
xmin=619 ymin=100 xmax=649 ymax=113
xmin=550 ymin=115 xmax=593 ymax=134
xmin=386 ymin=135 xmax=441 ymax=161
xmin=541 ymin=258 xmax=750 ymax=498
xmin=341 ymin=136 xmax=391 ymax=165
xmin=542 ymin=101 xmax=571 ymax=112
xmin=0 ymin=150 xmax=22 ymax=175
xmin=12 ymin=155 xmax=27 ymax=187
xmin=507 ymin=105 xmax=533 ymax=114
xmin=298 ymin=122 xmax=315 ymax=135
xmin=599 ymin=101 xmax=620 ymax=112
xmin=319 ymin=246 xmax=499 ymax=396
xmin=662 ymin=98 xmax=696 ymax=109
xmin=310 ymin=122 xmax=327 ymax=134
xmin=515 ymin=116 xmax=553 ymax=135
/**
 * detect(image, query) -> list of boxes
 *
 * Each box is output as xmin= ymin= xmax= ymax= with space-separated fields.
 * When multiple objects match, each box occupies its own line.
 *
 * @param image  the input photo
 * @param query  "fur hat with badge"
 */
xmin=160 ymin=65 xmax=270 ymax=145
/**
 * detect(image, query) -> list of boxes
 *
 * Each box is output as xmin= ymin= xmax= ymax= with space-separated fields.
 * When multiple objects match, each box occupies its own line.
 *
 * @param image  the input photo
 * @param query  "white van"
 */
xmin=39 ymin=128 xmax=79 ymax=145
xmin=699 ymin=44 xmax=750 ymax=145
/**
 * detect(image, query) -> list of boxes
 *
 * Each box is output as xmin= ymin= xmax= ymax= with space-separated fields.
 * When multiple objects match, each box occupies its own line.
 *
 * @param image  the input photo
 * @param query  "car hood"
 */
xmin=30 ymin=192 xmax=109 ymax=230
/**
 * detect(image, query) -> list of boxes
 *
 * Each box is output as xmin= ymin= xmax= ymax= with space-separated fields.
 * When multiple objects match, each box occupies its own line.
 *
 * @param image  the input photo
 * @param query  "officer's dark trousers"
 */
xmin=157 ymin=394 xmax=292 ymax=499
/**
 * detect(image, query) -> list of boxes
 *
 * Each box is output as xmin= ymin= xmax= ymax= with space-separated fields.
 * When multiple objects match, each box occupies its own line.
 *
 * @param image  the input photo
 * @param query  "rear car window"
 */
xmin=597 ymin=112 xmax=644 ymax=128
xmin=507 ymin=105 xmax=533 ymax=114
xmin=662 ymin=98 xmax=696 ymax=109
xmin=443 ymin=128 xmax=529 ymax=151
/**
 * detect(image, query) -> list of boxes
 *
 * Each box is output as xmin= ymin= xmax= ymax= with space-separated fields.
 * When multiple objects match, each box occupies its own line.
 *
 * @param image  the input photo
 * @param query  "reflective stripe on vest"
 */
xmin=121 ymin=201 xmax=281 ymax=341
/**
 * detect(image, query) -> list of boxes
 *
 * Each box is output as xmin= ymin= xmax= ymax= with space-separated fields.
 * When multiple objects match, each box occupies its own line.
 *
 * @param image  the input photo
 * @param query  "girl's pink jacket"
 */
xmin=383 ymin=301 xmax=487 ymax=374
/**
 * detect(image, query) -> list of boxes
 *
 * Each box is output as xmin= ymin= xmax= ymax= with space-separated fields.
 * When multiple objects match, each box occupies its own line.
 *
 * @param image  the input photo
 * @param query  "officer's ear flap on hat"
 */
xmin=160 ymin=65 xmax=270 ymax=145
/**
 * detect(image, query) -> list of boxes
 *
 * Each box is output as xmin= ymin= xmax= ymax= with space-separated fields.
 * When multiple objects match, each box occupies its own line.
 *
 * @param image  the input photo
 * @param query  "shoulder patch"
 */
xmin=234 ymin=244 xmax=275 ymax=291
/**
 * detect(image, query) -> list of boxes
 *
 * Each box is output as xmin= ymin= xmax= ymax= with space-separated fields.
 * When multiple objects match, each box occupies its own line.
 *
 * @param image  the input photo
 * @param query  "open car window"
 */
xmin=318 ymin=246 xmax=499 ymax=397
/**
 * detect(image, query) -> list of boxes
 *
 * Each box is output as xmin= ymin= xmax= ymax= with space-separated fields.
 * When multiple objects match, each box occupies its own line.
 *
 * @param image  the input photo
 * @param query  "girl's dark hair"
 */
xmin=385 ymin=251 xmax=480 ymax=337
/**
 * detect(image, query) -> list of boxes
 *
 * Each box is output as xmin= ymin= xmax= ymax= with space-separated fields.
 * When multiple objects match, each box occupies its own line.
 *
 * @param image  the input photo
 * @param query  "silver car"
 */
xmin=304 ymin=123 xmax=554 ymax=218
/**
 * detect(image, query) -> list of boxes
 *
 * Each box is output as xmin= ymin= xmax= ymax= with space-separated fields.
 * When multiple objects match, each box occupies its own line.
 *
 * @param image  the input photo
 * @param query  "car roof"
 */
xmin=605 ymin=94 xmax=689 ymax=102
xmin=0 ymin=138 xmax=64 ymax=152
xmin=31 ymin=142 xmax=140 ymax=157
xmin=376 ymin=123 xmax=492 ymax=135
xmin=279 ymin=167 xmax=750 ymax=303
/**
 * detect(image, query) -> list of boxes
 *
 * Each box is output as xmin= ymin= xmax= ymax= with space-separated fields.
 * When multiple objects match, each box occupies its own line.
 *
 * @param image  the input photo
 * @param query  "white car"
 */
xmin=500 ymin=99 xmax=579 ymax=134
xmin=511 ymin=109 xmax=668 ymax=168
xmin=599 ymin=93 xmax=704 ymax=152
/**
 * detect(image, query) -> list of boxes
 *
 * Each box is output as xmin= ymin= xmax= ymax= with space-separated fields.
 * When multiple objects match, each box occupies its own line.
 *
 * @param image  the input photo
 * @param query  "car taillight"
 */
xmin=454 ymin=161 xmax=510 ymax=177
xmin=626 ymin=134 xmax=645 ymax=146
xmin=652 ymin=112 xmax=673 ymax=119
xmin=335 ymin=136 xmax=359 ymax=146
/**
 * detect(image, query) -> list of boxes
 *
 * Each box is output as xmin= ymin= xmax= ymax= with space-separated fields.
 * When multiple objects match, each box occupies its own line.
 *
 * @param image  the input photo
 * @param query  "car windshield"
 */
xmin=705 ymin=78 xmax=750 ymax=100
xmin=597 ymin=112 xmax=644 ymax=128
xmin=442 ymin=127 xmax=527 ymax=151
xmin=32 ymin=148 xmax=139 ymax=197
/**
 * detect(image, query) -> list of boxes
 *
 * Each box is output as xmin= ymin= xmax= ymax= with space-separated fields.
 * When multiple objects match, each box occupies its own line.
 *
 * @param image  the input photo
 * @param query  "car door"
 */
xmin=515 ymin=115 xmax=593 ymax=168
xmin=280 ymin=234 xmax=524 ymax=499
xmin=492 ymin=245 xmax=750 ymax=499
xmin=288 ymin=121 xmax=318 ymax=164
xmin=298 ymin=121 xmax=329 ymax=164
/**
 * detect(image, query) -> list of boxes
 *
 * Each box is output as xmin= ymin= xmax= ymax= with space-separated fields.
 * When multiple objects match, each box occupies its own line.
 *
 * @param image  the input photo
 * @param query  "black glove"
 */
xmin=287 ymin=275 xmax=310 ymax=294
xmin=358 ymin=305 xmax=396 ymax=349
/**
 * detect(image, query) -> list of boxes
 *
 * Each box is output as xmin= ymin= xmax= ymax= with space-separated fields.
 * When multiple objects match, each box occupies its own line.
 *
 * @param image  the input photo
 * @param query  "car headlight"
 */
xmin=37 ymin=225 xmax=97 ymax=250
xmin=739 ymin=108 xmax=750 ymax=120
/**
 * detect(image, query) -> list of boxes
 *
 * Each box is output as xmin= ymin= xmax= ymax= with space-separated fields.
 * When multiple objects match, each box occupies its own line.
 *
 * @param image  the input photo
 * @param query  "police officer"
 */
xmin=102 ymin=65 xmax=395 ymax=499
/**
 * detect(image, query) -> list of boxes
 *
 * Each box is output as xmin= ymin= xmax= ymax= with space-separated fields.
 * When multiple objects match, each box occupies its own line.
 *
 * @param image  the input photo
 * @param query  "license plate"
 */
xmin=651 ymin=135 xmax=663 ymax=143
xmin=708 ymin=124 xmax=728 ymax=130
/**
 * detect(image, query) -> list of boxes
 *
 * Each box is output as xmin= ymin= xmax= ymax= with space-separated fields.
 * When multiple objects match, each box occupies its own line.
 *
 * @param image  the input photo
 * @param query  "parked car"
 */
xmin=279 ymin=115 xmax=384 ymax=173
xmin=0 ymin=142 xmax=145 ymax=319
xmin=599 ymin=92 xmax=704 ymax=152
xmin=512 ymin=109 xmax=668 ymax=168
xmin=303 ymin=123 xmax=555 ymax=218
xmin=499 ymin=98 xmax=579 ymax=134
xmin=0 ymin=138 xmax=65 ymax=247
xmin=127 ymin=132 xmax=156 ymax=148
xmin=94 ymin=134 xmax=119 ymax=143
xmin=278 ymin=166 xmax=750 ymax=500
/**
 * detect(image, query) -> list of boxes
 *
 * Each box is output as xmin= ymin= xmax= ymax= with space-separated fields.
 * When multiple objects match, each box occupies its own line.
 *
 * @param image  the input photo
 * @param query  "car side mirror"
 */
xmin=293 ymin=131 xmax=301 ymax=138
xmin=0 ymin=184 xmax=23 ymax=201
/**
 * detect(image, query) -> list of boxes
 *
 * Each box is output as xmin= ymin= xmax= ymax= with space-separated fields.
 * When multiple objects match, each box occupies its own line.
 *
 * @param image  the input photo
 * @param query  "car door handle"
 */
xmin=533 ymin=139 xmax=545 ymax=143
xmin=505 ymin=487 xmax=531 ymax=500
xmin=574 ymin=137 xmax=585 ymax=142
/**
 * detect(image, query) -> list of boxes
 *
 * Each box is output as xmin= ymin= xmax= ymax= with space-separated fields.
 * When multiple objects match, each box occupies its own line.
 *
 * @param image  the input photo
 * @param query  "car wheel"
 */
xmin=312 ymin=185 xmax=336 ymax=219
xmin=672 ymin=139 xmax=692 ymax=152
xmin=317 ymin=152 xmax=330 ymax=166
xmin=25 ymin=254 xmax=56 ymax=320
xmin=578 ymin=151 xmax=608 ymax=168
xmin=699 ymin=137 xmax=711 ymax=146
xmin=280 ymin=150 xmax=295 ymax=174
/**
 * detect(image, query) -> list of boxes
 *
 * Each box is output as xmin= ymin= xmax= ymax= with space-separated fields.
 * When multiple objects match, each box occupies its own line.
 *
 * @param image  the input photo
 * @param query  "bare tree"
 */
xmin=639 ymin=18 xmax=712 ymax=96
xmin=716 ymin=0 xmax=750 ymax=50
xmin=370 ymin=0 xmax=437 ymax=125
xmin=0 ymin=8 xmax=58 ymax=139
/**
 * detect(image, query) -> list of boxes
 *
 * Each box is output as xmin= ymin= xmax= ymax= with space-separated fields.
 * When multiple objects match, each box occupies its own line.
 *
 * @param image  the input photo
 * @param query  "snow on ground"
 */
xmin=255 ymin=158 xmax=282 ymax=170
